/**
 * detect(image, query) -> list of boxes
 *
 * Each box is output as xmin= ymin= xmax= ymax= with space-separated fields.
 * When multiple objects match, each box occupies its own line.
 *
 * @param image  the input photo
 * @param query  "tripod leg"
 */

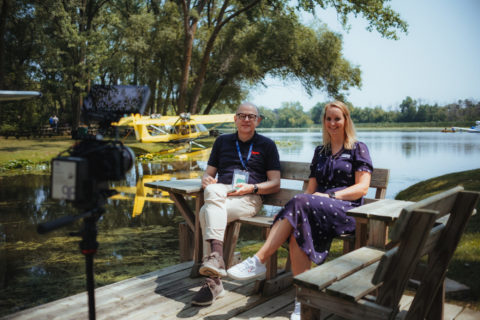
xmin=81 ymin=216 xmax=99 ymax=320
xmin=86 ymin=254 xmax=96 ymax=320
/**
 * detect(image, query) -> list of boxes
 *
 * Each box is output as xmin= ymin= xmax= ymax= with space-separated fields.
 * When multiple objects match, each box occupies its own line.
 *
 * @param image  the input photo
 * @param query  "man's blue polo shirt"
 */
xmin=208 ymin=131 xmax=280 ymax=185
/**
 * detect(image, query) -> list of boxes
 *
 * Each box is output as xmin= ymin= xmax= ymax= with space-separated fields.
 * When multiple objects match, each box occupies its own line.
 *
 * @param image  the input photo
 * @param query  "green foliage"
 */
xmin=276 ymin=102 xmax=313 ymax=127
xmin=0 ymin=123 xmax=17 ymax=134
xmin=254 ymin=97 xmax=480 ymax=128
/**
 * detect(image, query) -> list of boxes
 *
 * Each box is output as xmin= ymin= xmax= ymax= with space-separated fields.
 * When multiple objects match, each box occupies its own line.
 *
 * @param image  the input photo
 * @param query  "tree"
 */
xmin=175 ymin=0 xmax=407 ymax=115
xmin=310 ymin=102 xmax=327 ymax=124
xmin=32 ymin=0 xmax=113 ymax=130
xmin=1 ymin=0 xmax=408 ymax=130
xmin=258 ymin=107 xmax=277 ymax=128
xmin=398 ymin=96 xmax=417 ymax=122
xmin=276 ymin=102 xmax=313 ymax=127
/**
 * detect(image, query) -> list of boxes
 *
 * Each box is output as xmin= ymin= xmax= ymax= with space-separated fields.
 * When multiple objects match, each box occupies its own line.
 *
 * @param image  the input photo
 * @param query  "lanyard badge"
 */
xmin=232 ymin=169 xmax=249 ymax=191
xmin=232 ymin=140 xmax=253 ymax=190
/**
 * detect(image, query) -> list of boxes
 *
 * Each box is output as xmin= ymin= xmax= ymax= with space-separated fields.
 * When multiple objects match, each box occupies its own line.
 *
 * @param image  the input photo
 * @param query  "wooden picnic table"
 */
xmin=347 ymin=199 xmax=414 ymax=248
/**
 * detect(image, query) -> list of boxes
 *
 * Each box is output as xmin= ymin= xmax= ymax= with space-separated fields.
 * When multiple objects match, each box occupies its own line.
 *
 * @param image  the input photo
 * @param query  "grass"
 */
xmin=0 ymin=137 xmax=217 ymax=173
xmin=0 ymin=137 xmax=73 ymax=166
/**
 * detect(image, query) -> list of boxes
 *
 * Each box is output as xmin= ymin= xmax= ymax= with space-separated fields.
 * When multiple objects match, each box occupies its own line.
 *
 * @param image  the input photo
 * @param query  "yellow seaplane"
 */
xmin=111 ymin=112 xmax=235 ymax=144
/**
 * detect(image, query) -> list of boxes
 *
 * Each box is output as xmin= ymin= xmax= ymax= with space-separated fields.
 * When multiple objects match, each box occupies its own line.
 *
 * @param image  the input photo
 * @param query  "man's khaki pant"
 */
xmin=199 ymin=183 xmax=263 ymax=256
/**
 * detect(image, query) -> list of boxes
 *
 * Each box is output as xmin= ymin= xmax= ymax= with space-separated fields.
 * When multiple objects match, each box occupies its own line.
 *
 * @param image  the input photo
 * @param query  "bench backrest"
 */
xmin=262 ymin=160 xmax=389 ymax=206
xmin=371 ymin=186 xmax=479 ymax=318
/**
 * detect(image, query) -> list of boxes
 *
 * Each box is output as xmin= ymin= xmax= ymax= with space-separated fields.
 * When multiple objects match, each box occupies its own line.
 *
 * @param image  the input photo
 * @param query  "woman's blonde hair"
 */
xmin=322 ymin=100 xmax=357 ymax=150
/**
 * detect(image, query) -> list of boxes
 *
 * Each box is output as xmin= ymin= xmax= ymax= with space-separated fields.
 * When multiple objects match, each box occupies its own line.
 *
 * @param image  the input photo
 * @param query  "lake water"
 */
xmin=1 ymin=130 xmax=479 ymax=315
xmin=264 ymin=130 xmax=480 ymax=199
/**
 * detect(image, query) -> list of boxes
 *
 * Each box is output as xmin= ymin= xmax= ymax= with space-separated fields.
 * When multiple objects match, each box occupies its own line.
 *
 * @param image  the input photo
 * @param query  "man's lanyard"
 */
xmin=236 ymin=140 xmax=253 ymax=171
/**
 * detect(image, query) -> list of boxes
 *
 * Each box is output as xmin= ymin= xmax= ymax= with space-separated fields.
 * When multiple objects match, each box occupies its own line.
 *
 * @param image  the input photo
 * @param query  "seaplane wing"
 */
xmin=188 ymin=114 xmax=235 ymax=124
xmin=112 ymin=114 xmax=234 ymax=127
xmin=111 ymin=113 xmax=235 ymax=143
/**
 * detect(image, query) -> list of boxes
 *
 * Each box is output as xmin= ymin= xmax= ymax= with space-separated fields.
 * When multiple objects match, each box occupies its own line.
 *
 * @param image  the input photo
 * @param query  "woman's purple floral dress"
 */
xmin=272 ymin=141 xmax=373 ymax=264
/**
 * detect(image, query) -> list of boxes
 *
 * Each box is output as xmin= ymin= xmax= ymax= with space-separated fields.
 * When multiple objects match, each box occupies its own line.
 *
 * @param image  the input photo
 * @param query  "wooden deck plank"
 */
xmin=4 ymin=264 xmax=195 ymax=320
xmin=443 ymin=303 xmax=464 ymax=320
xmin=2 ymin=261 xmax=478 ymax=320
xmin=454 ymin=308 xmax=480 ymax=320
xmin=108 ymin=278 xmax=258 ymax=320
xmin=266 ymin=303 xmax=295 ymax=319
xmin=96 ymin=273 xmax=203 ymax=319
xmin=230 ymin=288 xmax=295 ymax=319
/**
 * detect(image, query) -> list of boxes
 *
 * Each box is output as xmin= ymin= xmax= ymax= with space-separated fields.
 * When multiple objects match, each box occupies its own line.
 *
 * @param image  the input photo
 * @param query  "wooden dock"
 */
xmin=2 ymin=261 xmax=479 ymax=320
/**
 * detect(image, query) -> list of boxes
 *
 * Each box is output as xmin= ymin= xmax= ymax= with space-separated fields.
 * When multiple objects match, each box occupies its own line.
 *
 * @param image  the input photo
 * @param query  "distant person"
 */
xmin=191 ymin=102 xmax=281 ymax=306
xmin=48 ymin=116 xmax=54 ymax=128
xmin=52 ymin=115 xmax=59 ymax=132
xmin=227 ymin=101 xmax=373 ymax=320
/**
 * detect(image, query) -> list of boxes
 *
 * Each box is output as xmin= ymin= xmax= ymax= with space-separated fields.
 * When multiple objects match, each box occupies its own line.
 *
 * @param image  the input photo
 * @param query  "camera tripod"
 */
xmin=38 ymin=206 xmax=105 ymax=320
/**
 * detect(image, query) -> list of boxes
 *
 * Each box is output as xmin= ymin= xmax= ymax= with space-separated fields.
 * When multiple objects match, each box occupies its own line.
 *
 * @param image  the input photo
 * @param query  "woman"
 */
xmin=227 ymin=100 xmax=373 ymax=319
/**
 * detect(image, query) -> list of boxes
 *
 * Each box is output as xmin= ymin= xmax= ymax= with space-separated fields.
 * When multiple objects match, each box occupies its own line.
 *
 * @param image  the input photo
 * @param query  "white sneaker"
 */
xmin=290 ymin=300 xmax=300 ymax=320
xmin=227 ymin=256 xmax=266 ymax=280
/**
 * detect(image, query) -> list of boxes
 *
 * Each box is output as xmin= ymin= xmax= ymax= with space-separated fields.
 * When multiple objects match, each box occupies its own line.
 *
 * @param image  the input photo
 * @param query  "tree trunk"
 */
xmin=0 ymin=0 xmax=10 ymax=88
xmin=203 ymin=78 xmax=229 ymax=115
xmin=189 ymin=0 xmax=261 ymax=114
xmin=147 ymin=77 xmax=156 ymax=114
xmin=189 ymin=23 xmax=223 ymax=114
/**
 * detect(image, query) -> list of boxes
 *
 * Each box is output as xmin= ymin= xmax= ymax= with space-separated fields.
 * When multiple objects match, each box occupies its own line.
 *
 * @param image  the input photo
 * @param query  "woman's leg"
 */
xmin=256 ymin=218 xmax=293 ymax=264
xmin=289 ymin=234 xmax=311 ymax=276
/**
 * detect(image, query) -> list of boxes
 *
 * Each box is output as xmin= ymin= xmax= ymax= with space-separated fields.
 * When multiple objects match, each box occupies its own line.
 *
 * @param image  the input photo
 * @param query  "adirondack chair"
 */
xmin=293 ymin=186 xmax=479 ymax=320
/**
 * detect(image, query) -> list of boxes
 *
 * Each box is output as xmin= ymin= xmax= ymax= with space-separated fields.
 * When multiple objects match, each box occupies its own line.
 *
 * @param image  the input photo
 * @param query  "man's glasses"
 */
xmin=236 ymin=113 xmax=258 ymax=121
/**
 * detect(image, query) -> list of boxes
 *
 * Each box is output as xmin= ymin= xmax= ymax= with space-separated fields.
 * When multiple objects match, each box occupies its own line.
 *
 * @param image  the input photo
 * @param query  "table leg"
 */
xmin=354 ymin=217 xmax=368 ymax=249
xmin=367 ymin=220 xmax=389 ymax=248
xmin=191 ymin=193 xmax=204 ymax=277
xmin=168 ymin=193 xmax=195 ymax=232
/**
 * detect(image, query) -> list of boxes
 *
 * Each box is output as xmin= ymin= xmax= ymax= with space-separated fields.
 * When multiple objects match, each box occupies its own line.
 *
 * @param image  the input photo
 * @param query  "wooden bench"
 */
xmin=220 ymin=161 xmax=389 ymax=295
xmin=293 ymin=186 xmax=480 ymax=319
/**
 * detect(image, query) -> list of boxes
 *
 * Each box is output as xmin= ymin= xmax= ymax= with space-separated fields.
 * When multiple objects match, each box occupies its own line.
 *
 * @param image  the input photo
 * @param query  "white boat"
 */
xmin=453 ymin=121 xmax=480 ymax=133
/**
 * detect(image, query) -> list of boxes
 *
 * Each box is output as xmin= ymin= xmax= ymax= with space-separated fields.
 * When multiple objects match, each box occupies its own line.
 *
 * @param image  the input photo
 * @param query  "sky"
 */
xmin=247 ymin=0 xmax=480 ymax=111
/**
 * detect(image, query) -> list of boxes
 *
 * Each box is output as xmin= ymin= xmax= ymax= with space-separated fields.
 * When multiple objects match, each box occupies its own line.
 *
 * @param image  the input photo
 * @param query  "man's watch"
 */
xmin=328 ymin=191 xmax=336 ymax=199
xmin=253 ymin=184 xmax=259 ymax=194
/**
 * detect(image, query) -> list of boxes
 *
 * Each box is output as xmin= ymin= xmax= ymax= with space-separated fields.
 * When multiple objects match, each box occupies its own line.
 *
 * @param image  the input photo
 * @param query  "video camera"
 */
xmin=51 ymin=139 xmax=135 ymax=208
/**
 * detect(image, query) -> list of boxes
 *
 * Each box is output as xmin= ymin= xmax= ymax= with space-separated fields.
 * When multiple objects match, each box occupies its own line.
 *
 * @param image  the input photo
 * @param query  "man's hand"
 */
xmin=202 ymin=175 xmax=217 ymax=189
xmin=227 ymin=183 xmax=254 ymax=196
xmin=312 ymin=192 xmax=329 ymax=198
xmin=202 ymin=165 xmax=218 ymax=189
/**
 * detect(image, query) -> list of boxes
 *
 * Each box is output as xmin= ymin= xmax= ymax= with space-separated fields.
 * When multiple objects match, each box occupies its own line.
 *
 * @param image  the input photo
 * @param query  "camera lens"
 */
xmin=120 ymin=145 xmax=135 ymax=174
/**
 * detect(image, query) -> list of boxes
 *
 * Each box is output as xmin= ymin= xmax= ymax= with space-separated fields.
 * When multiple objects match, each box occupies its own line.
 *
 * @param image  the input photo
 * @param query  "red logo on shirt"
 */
xmin=251 ymin=151 xmax=260 ymax=155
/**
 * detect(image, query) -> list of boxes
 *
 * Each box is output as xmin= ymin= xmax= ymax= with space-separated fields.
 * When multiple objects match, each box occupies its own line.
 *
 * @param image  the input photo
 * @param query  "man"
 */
xmin=191 ymin=102 xmax=281 ymax=306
